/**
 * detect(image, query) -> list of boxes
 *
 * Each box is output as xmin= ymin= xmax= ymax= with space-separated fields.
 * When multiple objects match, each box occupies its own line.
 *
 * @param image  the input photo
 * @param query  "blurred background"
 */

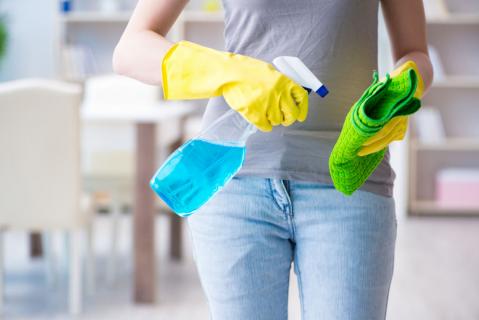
xmin=0 ymin=0 xmax=478 ymax=319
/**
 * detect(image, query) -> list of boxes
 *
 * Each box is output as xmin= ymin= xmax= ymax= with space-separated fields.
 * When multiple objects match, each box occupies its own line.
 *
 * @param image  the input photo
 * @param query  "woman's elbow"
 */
xmin=112 ymin=41 xmax=130 ymax=76
xmin=426 ymin=55 xmax=434 ymax=87
xmin=420 ymin=51 xmax=434 ymax=91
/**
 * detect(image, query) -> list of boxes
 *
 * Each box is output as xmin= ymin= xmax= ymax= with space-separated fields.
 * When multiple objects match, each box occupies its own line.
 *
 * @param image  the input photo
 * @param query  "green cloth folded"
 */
xmin=329 ymin=68 xmax=421 ymax=195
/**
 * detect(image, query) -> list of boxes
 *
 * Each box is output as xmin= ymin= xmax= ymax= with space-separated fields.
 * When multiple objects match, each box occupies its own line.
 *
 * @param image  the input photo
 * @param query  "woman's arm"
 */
xmin=381 ymin=0 xmax=434 ymax=93
xmin=112 ymin=0 xmax=188 ymax=85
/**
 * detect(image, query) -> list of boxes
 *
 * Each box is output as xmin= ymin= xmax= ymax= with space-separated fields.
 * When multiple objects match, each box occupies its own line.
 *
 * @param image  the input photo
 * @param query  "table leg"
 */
xmin=30 ymin=233 xmax=43 ymax=258
xmin=169 ymin=214 xmax=182 ymax=260
xmin=134 ymin=123 xmax=156 ymax=303
xmin=168 ymin=131 xmax=185 ymax=261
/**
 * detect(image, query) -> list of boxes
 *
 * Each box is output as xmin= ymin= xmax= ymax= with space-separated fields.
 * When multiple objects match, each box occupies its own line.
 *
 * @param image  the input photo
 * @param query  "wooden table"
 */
xmin=82 ymin=101 xmax=194 ymax=303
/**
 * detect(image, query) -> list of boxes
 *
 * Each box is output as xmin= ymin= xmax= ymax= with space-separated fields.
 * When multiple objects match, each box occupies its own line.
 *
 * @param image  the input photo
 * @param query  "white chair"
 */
xmin=0 ymin=79 xmax=93 ymax=315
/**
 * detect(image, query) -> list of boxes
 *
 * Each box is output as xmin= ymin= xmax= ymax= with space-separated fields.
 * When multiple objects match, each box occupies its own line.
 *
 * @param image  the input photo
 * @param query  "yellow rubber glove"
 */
xmin=162 ymin=41 xmax=308 ymax=132
xmin=357 ymin=61 xmax=424 ymax=156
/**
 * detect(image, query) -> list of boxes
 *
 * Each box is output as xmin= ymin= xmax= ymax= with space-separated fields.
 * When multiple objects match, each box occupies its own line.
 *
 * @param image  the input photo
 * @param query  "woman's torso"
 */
xmin=201 ymin=0 xmax=395 ymax=197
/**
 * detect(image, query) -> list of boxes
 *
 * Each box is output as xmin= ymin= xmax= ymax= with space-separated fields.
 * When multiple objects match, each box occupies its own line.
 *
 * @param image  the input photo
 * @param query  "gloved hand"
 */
xmin=357 ymin=60 xmax=424 ymax=156
xmin=162 ymin=41 xmax=308 ymax=132
xmin=329 ymin=67 xmax=421 ymax=195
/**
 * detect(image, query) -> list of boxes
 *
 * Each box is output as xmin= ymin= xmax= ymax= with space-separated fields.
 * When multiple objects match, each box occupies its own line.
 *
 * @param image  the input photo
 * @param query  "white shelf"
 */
xmin=427 ymin=14 xmax=479 ymax=25
xmin=412 ymin=138 xmax=479 ymax=151
xmin=410 ymin=200 xmax=479 ymax=215
xmin=431 ymin=76 xmax=479 ymax=88
xmin=60 ymin=11 xmax=131 ymax=23
xmin=60 ymin=10 xmax=224 ymax=24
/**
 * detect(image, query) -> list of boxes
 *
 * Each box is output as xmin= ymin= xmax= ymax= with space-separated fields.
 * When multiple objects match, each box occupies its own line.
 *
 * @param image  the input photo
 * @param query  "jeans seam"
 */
xmin=294 ymin=256 xmax=306 ymax=319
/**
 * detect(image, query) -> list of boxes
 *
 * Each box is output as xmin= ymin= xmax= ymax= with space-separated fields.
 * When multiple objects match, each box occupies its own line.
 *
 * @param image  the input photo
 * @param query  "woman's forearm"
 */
xmin=381 ymin=0 xmax=434 ymax=95
xmin=395 ymin=51 xmax=434 ymax=95
xmin=112 ymin=0 xmax=187 ymax=85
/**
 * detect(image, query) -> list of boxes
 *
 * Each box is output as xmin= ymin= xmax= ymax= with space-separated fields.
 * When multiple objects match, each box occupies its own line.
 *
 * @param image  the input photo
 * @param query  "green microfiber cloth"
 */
xmin=329 ymin=68 xmax=421 ymax=195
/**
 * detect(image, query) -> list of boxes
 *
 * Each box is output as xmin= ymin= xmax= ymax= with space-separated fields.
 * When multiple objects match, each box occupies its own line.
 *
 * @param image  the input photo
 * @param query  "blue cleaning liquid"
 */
xmin=150 ymin=139 xmax=246 ymax=216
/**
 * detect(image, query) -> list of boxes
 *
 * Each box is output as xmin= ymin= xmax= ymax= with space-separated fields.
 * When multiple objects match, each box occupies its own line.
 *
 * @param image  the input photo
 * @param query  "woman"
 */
xmin=113 ymin=0 xmax=433 ymax=319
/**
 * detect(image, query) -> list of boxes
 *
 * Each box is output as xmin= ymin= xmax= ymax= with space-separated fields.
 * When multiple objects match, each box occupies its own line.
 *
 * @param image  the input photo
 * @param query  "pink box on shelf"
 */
xmin=436 ymin=168 xmax=479 ymax=209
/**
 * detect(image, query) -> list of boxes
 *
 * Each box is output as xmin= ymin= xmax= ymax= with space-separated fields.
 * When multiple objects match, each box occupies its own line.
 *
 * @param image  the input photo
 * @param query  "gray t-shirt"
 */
xmin=201 ymin=0 xmax=395 ymax=197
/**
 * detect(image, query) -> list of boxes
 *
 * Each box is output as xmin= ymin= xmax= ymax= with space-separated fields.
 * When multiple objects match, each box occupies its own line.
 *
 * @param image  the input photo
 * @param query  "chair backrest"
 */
xmin=0 ymin=79 xmax=86 ymax=230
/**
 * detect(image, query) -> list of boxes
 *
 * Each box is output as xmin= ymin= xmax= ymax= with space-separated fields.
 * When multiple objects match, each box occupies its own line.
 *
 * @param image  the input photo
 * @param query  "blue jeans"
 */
xmin=187 ymin=176 xmax=397 ymax=320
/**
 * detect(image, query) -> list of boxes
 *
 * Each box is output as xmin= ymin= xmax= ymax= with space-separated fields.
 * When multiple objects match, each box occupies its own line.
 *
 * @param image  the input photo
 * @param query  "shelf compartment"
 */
xmin=420 ymin=91 xmax=479 ymax=138
xmin=408 ymin=146 xmax=479 ymax=205
xmin=427 ymin=23 xmax=479 ymax=77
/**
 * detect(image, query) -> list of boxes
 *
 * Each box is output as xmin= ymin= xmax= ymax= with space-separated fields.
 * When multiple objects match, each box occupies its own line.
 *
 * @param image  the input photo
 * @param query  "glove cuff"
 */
xmin=391 ymin=60 xmax=424 ymax=98
xmin=161 ymin=41 xmax=233 ymax=100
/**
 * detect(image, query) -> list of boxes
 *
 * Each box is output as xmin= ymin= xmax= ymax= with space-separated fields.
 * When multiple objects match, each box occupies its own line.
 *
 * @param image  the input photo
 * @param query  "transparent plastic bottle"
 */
xmin=150 ymin=110 xmax=255 ymax=216
xmin=150 ymin=56 xmax=328 ymax=216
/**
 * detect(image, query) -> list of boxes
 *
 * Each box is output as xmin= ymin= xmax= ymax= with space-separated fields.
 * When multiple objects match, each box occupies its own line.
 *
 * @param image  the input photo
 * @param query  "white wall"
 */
xmin=0 ymin=0 xmax=57 ymax=80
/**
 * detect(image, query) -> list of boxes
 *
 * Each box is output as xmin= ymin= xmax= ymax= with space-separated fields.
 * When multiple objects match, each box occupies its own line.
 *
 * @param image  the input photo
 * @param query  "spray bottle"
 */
xmin=150 ymin=56 xmax=328 ymax=216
